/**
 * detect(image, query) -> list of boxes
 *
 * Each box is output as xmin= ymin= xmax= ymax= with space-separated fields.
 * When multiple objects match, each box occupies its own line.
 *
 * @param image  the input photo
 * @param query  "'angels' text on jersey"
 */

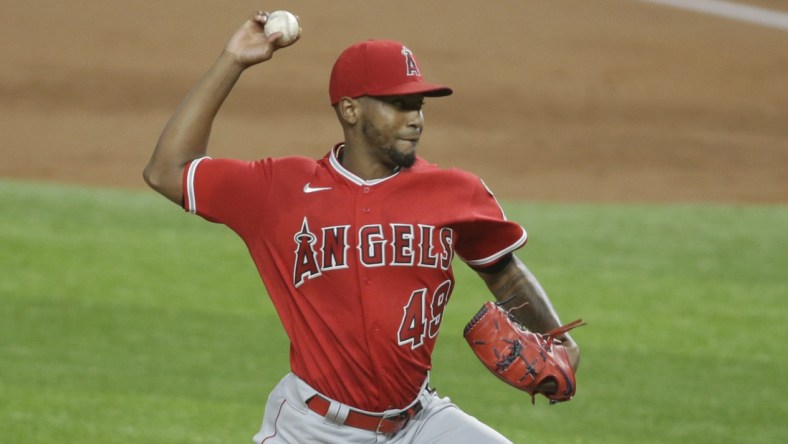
xmin=293 ymin=217 xmax=454 ymax=287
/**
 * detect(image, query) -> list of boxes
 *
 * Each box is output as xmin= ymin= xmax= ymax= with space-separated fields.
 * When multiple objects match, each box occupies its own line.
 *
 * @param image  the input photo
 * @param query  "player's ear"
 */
xmin=336 ymin=97 xmax=360 ymax=125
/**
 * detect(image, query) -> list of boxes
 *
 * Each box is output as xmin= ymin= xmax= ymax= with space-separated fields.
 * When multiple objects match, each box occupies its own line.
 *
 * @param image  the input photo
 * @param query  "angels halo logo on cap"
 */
xmin=329 ymin=40 xmax=453 ymax=105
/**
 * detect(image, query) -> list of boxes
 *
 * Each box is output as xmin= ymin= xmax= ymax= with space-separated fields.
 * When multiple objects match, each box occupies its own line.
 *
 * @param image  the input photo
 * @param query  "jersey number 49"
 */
xmin=397 ymin=280 xmax=452 ymax=350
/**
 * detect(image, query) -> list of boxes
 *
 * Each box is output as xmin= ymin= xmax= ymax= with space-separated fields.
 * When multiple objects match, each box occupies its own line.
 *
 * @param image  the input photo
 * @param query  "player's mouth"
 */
xmin=399 ymin=135 xmax=420 ymax=144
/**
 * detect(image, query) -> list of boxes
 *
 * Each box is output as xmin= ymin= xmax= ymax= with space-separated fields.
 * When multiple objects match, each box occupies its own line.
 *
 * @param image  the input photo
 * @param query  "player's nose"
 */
xmin=405 ymin=109 xmax=424 ymax=132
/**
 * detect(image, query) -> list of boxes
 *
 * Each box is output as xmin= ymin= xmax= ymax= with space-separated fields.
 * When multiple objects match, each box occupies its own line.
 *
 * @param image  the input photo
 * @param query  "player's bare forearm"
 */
xmin=477 ymin=255 xmax=579 ymax=368
xmin=144 ymin=52 xmax=246 ymax=204
xmin=143 ymin=13 xmax=295 ymax=204
xmin=478 ymin=256 xmax=559 ymax=331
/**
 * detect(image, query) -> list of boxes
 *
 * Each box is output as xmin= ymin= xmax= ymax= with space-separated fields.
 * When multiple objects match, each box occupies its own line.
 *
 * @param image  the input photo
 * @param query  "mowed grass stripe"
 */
xmin=2 ymin=180 xmax=786 ymax=443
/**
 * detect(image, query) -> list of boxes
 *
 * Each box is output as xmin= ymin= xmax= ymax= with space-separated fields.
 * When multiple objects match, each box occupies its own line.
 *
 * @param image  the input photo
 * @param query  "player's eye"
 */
xmin=398 ymin=100 xmax=424 ymax=111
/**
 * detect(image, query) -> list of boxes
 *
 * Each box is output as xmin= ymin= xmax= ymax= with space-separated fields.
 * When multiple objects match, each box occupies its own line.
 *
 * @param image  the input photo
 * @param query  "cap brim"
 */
xmin=368 ymin=81 xmax=453 ymax=99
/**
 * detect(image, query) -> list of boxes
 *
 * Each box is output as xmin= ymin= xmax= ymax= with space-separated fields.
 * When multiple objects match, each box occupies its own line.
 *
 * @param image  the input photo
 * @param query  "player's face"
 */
xmin=359 ymin=95 xmax=425 ymax=169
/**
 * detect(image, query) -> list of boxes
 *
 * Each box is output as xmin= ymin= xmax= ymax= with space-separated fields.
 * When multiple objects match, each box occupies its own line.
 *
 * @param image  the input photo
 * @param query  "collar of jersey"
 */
xmin=329 ymin=143 xmax=401 ymax=187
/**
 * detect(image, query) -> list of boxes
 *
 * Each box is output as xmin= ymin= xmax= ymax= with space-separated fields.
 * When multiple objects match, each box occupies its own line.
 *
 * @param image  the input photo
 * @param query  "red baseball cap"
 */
xmin=329 ymin=39 xmax=453 ymax=105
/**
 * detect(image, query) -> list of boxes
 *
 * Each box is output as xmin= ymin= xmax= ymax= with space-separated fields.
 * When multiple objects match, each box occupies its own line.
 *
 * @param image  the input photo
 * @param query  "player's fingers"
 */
xmin=267 ymin=31 xmax=284 ymax=45
xmin=271 ymin=30 xmax=301 ymax=49
xmin=253 ymin=10 xmax=269 ymax=25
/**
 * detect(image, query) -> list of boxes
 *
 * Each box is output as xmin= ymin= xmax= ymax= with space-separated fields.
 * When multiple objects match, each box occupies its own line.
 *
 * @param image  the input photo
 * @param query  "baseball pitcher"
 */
xmin=144 ymin=10 xmax=580 ymax=444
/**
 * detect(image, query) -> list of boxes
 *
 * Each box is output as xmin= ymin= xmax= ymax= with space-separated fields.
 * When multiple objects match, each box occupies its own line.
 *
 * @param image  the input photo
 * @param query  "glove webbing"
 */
xmin=544 ymin=319 xmax=586 ymax=341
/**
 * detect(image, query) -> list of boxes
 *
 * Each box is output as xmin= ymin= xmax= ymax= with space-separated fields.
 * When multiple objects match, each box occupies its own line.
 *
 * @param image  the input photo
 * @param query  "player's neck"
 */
xmin=339 ymin=144 xmax=399 ymax=181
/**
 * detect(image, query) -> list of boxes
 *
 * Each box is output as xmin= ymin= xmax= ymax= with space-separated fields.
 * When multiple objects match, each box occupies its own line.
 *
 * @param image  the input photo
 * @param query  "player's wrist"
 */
xmin=219 ymin=49 xmax=252 ymax=70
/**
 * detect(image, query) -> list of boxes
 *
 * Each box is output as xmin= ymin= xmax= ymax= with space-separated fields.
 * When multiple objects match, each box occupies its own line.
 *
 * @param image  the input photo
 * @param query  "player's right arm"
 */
xmin=143 ymin=12 xmax=299 ymax=204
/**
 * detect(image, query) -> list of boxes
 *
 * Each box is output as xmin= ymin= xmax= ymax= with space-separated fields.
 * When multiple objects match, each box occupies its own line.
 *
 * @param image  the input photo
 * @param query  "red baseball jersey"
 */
xmin=183 ymin=144 xmax=527 ymax=411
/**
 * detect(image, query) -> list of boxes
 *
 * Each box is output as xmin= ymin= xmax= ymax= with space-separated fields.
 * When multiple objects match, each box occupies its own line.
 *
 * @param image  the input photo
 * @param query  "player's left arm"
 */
xmin=475 ymin=254 xmax=580 ymax=371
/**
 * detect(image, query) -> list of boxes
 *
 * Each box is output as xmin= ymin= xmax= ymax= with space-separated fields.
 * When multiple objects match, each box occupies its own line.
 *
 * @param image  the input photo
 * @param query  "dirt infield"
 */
xmin=3 ymin=0 xmax=787 ymax=203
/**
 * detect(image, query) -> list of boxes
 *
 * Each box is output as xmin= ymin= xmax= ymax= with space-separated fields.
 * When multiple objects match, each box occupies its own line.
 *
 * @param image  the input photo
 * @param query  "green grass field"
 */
xmin=2 ymin=179 xmax=786 ymax=443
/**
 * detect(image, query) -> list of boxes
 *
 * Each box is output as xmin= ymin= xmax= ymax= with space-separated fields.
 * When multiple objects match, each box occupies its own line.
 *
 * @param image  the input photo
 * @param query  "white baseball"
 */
xmin=264 ymin=10 xmax=299 ymax=45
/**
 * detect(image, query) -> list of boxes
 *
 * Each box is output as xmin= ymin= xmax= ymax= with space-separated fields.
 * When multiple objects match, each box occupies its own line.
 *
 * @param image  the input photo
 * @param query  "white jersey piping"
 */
xmin=328 ymin=144 xmax=401 ymax=186
xmin=186 ymin=156 xmax=211 ymax=214
xmin=463 ymin=228 xmax=528 ymax=267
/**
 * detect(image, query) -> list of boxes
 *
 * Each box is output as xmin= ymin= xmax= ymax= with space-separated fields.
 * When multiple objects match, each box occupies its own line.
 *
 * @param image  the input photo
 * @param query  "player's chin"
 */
xmin=391 ymin=142 xmax=418 ymax=168
xmin=396 ymin=138 xmax=419 ymax=153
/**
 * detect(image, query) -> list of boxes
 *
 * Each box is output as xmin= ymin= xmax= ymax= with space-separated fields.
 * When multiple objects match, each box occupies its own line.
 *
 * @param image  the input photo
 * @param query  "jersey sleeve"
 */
xmin=453 ymin=177 xmax=527 ymax=268
xmin=182 ymin=156 xmax=271 ymax=234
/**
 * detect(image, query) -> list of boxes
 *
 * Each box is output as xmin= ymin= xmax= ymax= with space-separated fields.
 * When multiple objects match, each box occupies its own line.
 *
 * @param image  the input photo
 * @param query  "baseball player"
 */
xmin=144 ymin=11 xmax=579 ymax=444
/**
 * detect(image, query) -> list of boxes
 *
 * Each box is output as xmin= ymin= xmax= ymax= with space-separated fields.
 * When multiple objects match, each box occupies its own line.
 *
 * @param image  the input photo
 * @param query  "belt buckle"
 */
xmin=375 ymin=402 xmax=421 ymax=435
xmin=375 ymin=411 xmax=406 ymax=435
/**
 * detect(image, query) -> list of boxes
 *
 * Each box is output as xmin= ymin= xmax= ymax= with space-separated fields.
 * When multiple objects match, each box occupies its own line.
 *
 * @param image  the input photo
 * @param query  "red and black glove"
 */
xmin=463 ymin=301 xmax=584 ymax=404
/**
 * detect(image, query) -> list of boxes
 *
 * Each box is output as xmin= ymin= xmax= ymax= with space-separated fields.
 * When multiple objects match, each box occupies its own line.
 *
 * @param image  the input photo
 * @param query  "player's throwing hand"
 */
xmin=224 ymin=11 xmax=301 ymax=67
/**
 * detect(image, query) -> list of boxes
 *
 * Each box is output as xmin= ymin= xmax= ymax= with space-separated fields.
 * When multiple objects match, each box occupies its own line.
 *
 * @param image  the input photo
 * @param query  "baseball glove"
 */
xmin=463 ymin=301 xmax=584 ymax=404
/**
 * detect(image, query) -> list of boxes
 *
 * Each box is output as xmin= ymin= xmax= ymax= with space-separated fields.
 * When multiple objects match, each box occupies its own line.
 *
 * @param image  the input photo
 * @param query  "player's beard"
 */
xmin=362 ymin=120 xmax=417 ymax=169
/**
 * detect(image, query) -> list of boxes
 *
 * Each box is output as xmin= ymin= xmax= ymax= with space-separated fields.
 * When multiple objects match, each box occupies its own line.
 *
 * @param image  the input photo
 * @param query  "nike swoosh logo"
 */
xmin=303 ymin=183 xmax=333 ymax=193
